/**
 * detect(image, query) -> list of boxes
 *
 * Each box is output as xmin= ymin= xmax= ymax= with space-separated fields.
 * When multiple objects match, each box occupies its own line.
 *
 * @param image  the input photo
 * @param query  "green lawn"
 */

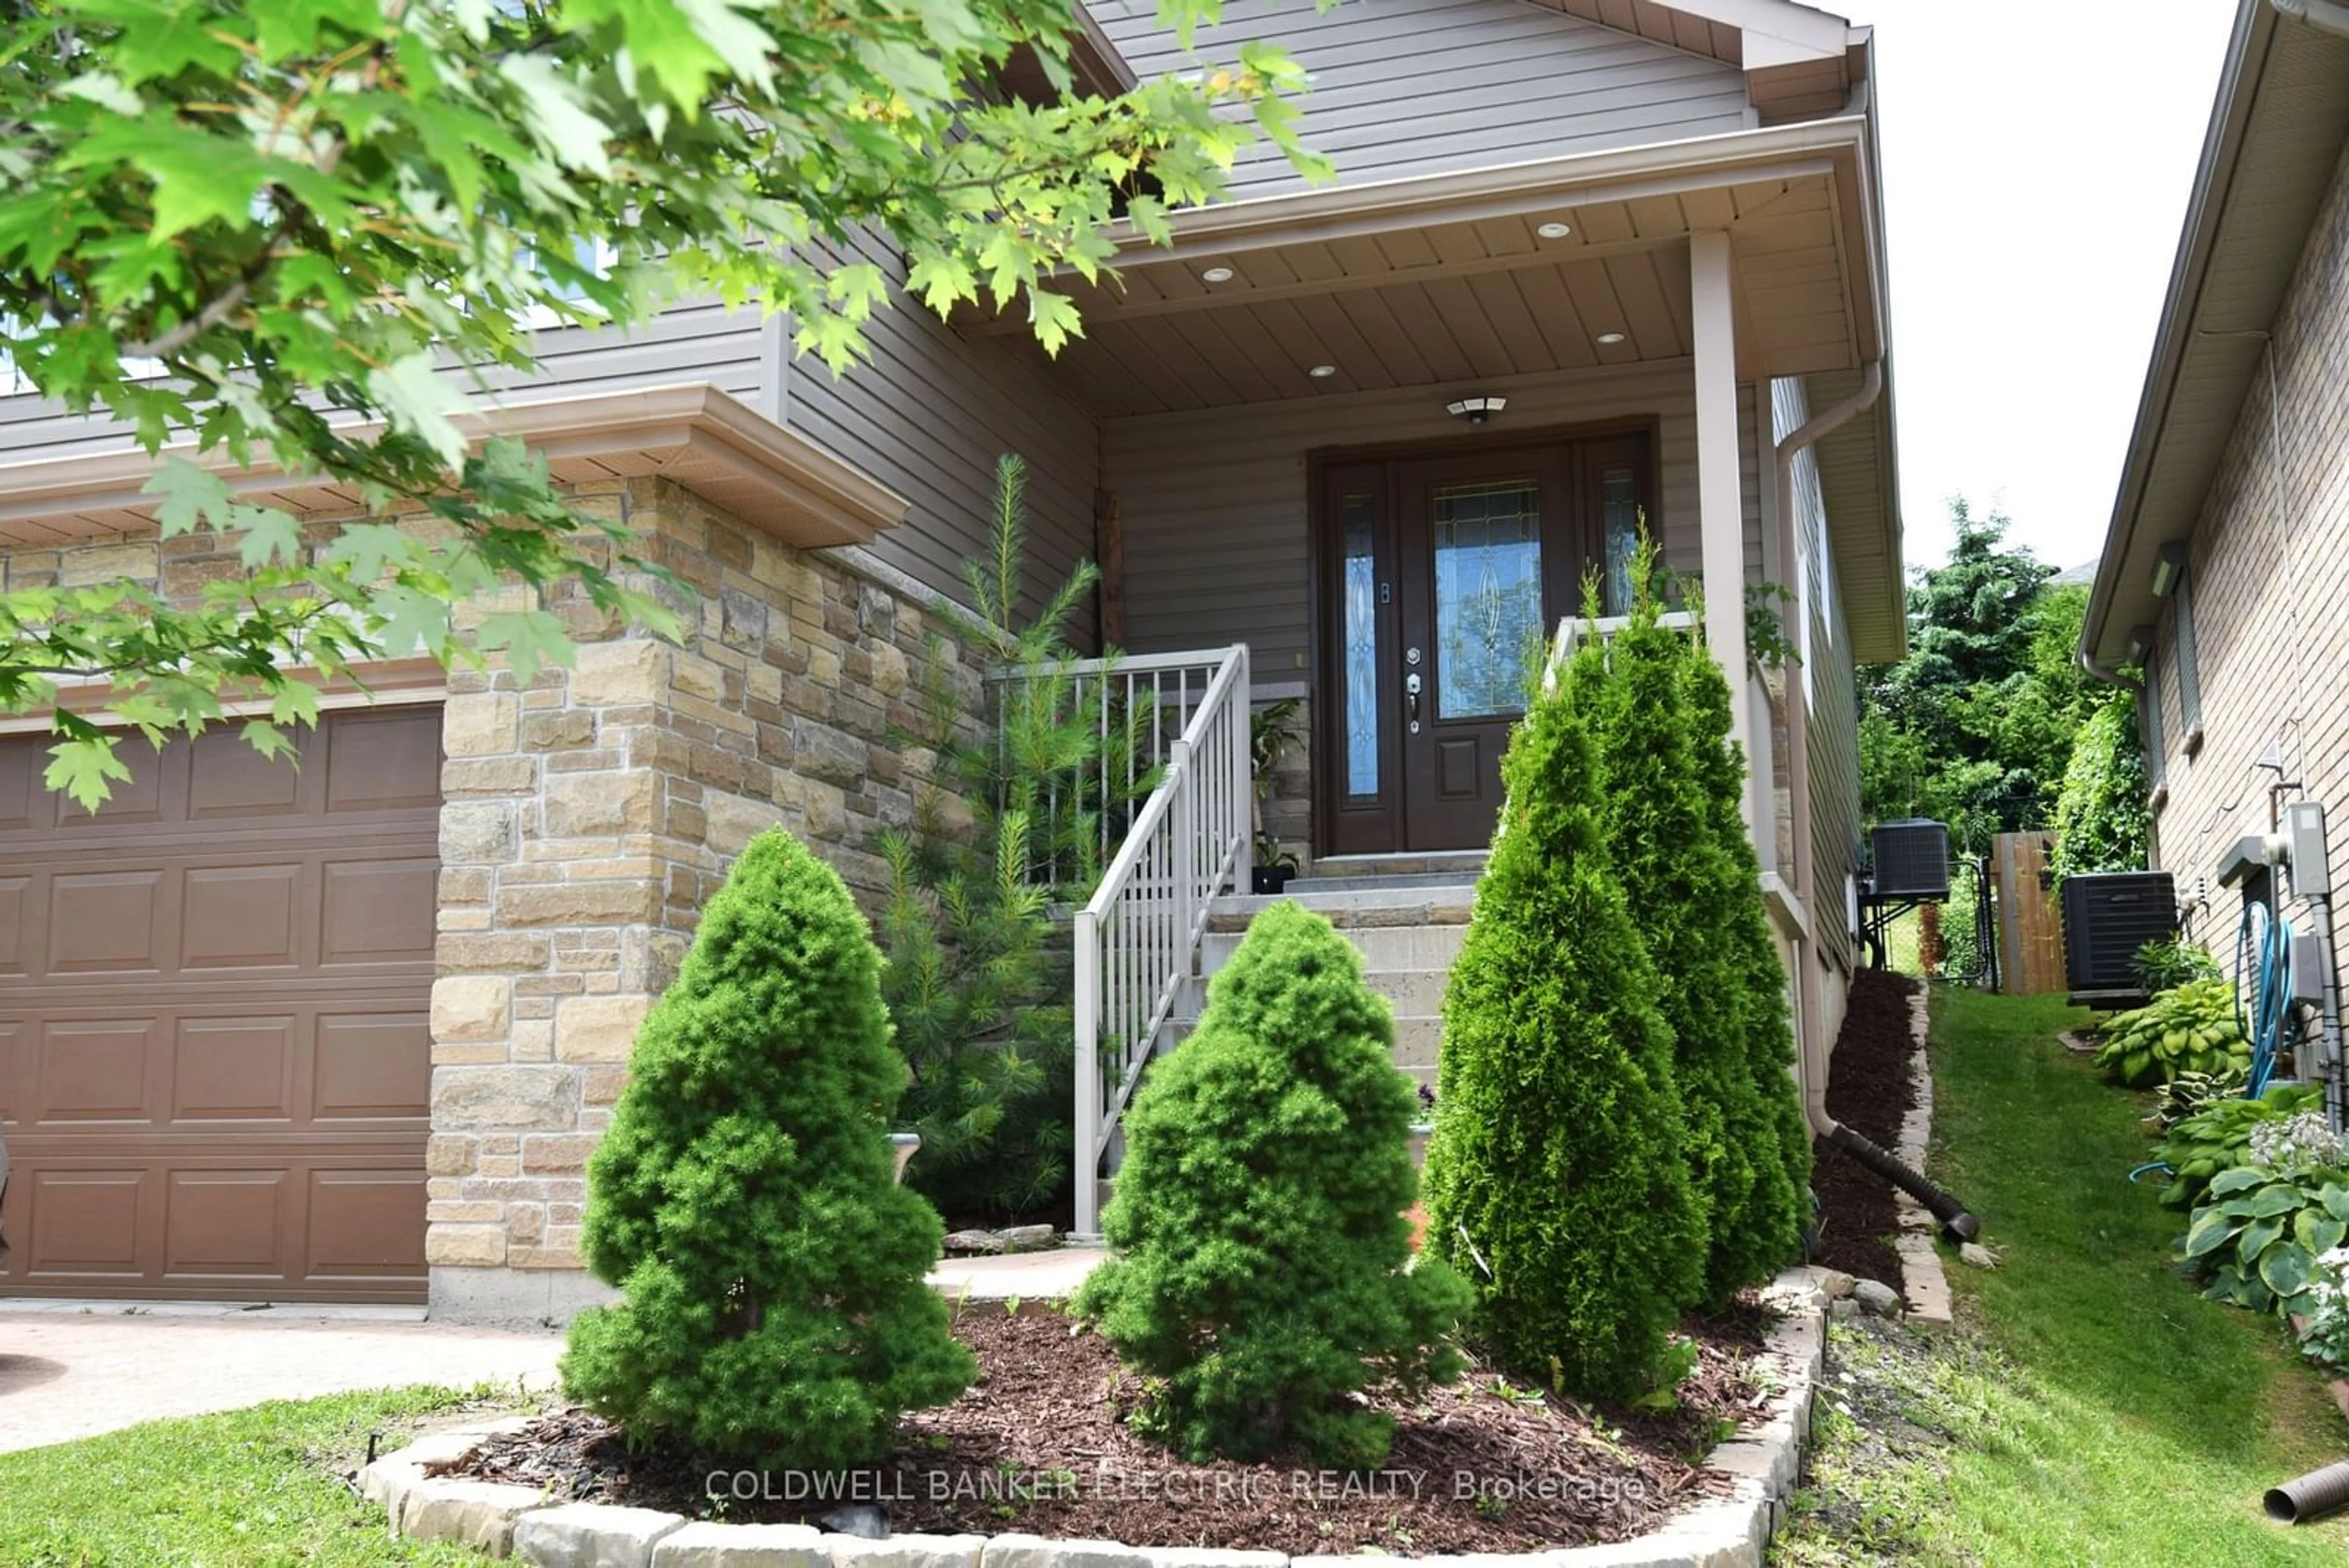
xmin=1777 ymin=986 xmax=2349 ymax=1566
xmin=0 ymin=1386 xmax=520 ymax=1567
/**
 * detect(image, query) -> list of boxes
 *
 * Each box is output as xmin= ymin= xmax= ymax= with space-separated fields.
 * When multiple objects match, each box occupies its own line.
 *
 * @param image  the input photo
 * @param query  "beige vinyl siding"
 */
xmin=2146 ymin=136 xmax=2349 ymax=992
xmin=1099 ymin=360 xmax=1765 ymax=680
xmin=785 ymin=230 xmax=1101 ymax=634
xmin=1774 ymin=374 xmax=1860 ymax=973
xmin=1090 ymin=0 xmax=1752 ymax=202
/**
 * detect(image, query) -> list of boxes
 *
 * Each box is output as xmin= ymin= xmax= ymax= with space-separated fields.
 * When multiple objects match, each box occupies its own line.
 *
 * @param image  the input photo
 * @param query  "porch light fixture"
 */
xmin=2125 ymin=624 xmax=2156 ymax=664
xmin=1308 ymin=363 xmax=1338 ymax=378
xmin=1596 ymin=330 xmax=1628 ymax=346
xmin=2151 ymin=541 xmax=2187 ymax=597
xmin=1536 ymin=221 xmax=1573 ymax=239
xmin=1446 ymin=394 xmax=1507 ymax=425
xmin=1201 ymin=265 xmax=1236 ymax=283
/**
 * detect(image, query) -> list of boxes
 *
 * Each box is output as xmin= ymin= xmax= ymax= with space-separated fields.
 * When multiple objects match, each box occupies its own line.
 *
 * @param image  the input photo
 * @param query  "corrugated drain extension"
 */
xmin=2266 ymin=1460 xmax=2349 ymax=1524
xmin=1825 ymin=1123 xmax=1981 ymax=1242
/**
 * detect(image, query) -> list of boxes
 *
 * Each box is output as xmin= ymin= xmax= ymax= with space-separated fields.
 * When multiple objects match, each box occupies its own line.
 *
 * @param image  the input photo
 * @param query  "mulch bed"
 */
xmin=454 ymin=1304 xmax=1775 ymax=1555
xmin=1809 ymin=968 xmax=1920 ymax=1286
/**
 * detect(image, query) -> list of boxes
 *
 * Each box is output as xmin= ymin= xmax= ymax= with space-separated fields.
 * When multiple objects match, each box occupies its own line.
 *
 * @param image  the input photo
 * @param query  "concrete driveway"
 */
xmin=0 ymin=1303 xmax=563 ymax=1454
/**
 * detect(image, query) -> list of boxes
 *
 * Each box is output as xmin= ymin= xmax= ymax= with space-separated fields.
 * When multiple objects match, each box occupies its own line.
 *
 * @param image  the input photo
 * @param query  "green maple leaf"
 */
xmin=44 ymin=737 xmax=134 ymax=814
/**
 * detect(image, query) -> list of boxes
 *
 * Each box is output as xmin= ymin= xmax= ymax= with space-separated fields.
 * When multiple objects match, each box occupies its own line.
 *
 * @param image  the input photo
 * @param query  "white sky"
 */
xmin=1847 ymin=1 xmax=2241 ymax=573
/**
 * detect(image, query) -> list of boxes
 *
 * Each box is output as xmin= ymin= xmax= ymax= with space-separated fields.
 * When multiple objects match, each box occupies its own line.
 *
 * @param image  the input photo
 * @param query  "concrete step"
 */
xmin=1306 ymin=851 xmax=1490 ymax=882
xmin=1285 ymin=870 xmax=1482 ymax=894
xmin=1203 ymin=921 xmax=1469 ymax=974
xmin=1208 ymin=888 xmax=1475 ymax=931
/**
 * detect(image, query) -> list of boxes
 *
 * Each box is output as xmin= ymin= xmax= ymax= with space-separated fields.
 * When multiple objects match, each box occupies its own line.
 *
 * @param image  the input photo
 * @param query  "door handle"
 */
xmin=1405 ymin=671 xmax=1422 ymax=729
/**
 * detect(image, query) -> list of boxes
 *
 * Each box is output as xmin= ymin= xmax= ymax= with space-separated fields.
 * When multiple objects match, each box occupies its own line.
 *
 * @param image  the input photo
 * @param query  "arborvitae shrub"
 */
xmin=561 ymin=829 xmax=975 ymax=1466
xmin=1572 ymin=549 xmax=1805 ymax=1304
xmin=1679 ymin=602 xmax=1814 ymax=1249
xmin=1421 ymin=658 xmax=1703 ymax=1400
xmin=1076 ymin=901 xmax=1472 ymax=1467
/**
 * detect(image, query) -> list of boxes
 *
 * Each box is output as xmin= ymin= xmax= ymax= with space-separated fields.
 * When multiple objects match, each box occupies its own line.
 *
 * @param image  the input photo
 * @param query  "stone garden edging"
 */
xmin=360 ymin=1267 xmax=1830 ymax=1568
xmin=1891 ymin=989 xmax=1956 ymax=1323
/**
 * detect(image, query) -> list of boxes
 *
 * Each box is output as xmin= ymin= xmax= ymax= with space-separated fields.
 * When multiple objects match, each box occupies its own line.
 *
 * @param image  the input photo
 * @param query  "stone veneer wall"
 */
xmin=426 ymin=477 xmax=984 ymax=1320
xmin=4 ymin=478 xmax=987 ymax=1321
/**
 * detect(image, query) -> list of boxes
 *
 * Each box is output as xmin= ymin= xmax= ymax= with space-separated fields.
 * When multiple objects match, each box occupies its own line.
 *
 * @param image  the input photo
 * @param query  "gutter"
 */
xmin=1105 ymin=116 xmax=1872 ymax=259
xmin=2274 ymin=0 xmax=2349 ymax=37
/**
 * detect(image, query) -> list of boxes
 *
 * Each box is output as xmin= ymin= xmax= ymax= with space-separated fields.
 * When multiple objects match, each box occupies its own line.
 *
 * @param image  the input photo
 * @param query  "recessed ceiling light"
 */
xmin=1201 ymin=265 xmax=1236 ymax=283
xmin=1308 ymin=363 xmax=1338 ymax=378
xmin=1595 ymin=331 xmax=1627 ymax=346
xmin=1535 ymin=221 xmax=1572 ymax=239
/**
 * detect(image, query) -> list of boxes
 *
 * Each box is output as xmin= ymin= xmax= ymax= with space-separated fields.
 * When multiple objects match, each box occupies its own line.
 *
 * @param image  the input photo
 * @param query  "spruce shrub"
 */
xmin=561 ymin=829 xmax=975 ymax=1466
xmin=1570 ymin=549 xmax=1804 ymax=1304
xmin=1075 ymin=901 xmax=1472 ymax=1467
xmin=1421 ymin=652 xmax=1704 ymax=1400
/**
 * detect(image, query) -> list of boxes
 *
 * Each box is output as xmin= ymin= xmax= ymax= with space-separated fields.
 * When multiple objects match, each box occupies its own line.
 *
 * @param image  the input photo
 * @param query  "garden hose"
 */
xmin=2236 ymin=900 xmax=2297 ymax=1100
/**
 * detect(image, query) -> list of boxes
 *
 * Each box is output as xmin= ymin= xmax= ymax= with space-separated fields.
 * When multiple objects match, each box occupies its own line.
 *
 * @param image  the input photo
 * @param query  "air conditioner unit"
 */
xmin=1869 ymin=819 xmax=1951 ymax=901
xmin=2060 ymin=871 xmax=2178 ymax=1002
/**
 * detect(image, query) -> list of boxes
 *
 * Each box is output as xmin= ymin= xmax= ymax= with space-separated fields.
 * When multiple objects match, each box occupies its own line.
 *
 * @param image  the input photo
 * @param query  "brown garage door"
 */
xmin=0 ymin=705 xmax=441 ymax=1302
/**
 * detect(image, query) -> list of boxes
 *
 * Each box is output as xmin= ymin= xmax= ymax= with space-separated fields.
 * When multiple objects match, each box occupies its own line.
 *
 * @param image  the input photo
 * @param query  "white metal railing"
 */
xmin=1542 ymin=608 xmax=1699 ymax=691
xmin=1071 ymin=643 xmax=1251 ymax=1236
xmin=990 ymin=645 xmax=1253 ymax=888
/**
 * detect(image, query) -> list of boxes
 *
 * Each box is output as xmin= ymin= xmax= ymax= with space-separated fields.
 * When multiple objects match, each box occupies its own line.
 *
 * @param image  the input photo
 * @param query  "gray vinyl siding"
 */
xmin=784 ymin=230 xmax=1101 ymax=637
xmin=1099 ymin=360 xmax=1765 ymax=682
xmin=1091 ymin=0 xmax=1753 ymax=201
xmin=0 ymin=299 xmax=770 ymax=466
xmin=1775 ymin=375 xmax=1860 ymax=973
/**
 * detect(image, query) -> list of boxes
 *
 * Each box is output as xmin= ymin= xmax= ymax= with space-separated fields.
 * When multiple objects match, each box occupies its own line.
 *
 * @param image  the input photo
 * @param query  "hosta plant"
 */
xmin=2143 ymin=1066 xmax=2251 ymax=1134
xmin=2151 ymin=1084 xmax=2321 ymax=1211
xmin=2178 ymin=1164 xmax=2349 ymax=1317
xmin=2094 ymin=978 xmax=2249 ymax=1089
xmin=2134 ymin=937 xmax=2223 ymax=996
xmin=2298 ymin=1247 xmax=2349 ymax=1370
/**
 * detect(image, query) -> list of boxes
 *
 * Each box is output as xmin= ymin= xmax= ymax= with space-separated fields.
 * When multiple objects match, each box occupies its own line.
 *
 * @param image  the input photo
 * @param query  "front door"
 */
xmin=1318 ymin=431 xmax=1652 ymax=856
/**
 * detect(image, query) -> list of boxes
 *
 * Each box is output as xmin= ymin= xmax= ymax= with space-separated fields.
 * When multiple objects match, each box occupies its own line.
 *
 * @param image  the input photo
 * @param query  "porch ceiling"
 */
xmin=965 ymin=156 xmax=1869 ymax=419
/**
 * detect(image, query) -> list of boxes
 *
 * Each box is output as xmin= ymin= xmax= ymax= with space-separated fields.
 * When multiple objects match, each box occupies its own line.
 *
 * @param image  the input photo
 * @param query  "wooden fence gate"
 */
xmin=1993 ymin=832 xmax=2066 ymax=995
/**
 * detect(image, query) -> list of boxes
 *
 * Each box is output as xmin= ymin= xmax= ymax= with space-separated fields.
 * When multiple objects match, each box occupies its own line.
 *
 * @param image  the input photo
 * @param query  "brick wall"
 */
xmin=2145 ymin=137 xmax=2349 ymax=995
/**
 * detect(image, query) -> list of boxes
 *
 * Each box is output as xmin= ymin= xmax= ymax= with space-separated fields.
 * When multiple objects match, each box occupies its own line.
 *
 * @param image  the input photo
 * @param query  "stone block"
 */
xmin=1135 ymin=1551 xmax=1285 ymax=1568
xmin=523 ymin=1133 xmax=602 ymax=1173
xmin=432 ymin=976 xmax=512 ymax=1043
xmin=707 ymin=790 xmax=785 ymax=856
xmin=514 ymin=1503 xmax=688 ymax=1567
xmin=443 ymin=801 xmax=521 ymax=864
xmin=981 ymin=1536 xmax=1150 ymax=1568
xmin=545 ymin=770 xmax=661 ymax=837
xmin=573 ymin=640 xmax=671 ymax=707
xmin=439 ymin=931 xmax=555 ymax=974
xmin=425 ymin=1223 xmax=511 ymax=1267
xmin=825 ymin=1534 xmax=989 ymax=1568
xmin=399 ymin=1479 xmax=548 ymax=1555
xmin=446 ymin=692 xmax=522 ymax=757
xmin=497 ymin=882 xmax=664 ymax=929
xmin=427 ymin=1134 xmax=479 ymax=1176
xmin=653 ymin=1522 xmax=830 ymax=1568
xmin=792 ymin=719 xmax=869 ymax=789
xmin=433 ymin=1065 xmax=579 ymax=1131
xmin=525 ymin=711 xmax=599 ymax=751
xmin=557 ymin=994 xmax=653 ymax=1063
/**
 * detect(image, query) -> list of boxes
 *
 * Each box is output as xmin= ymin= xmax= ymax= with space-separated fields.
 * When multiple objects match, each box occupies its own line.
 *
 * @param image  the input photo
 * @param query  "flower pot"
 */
xmin=889 ymin=1131 xmax=921 ymax=1185
xmin=1251 ymin=865 xmax=1293 ymax=896
xmin=1408 ymin=1120 xmax=1434 ymax=1169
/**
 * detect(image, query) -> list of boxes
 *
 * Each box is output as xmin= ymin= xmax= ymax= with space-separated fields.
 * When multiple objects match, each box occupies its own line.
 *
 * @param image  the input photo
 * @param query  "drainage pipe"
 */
xmin=2266 ymin=1460 xmax=2349 ymax=1523
xmin=1772 ymin=360 xmax=1979 ymax=1244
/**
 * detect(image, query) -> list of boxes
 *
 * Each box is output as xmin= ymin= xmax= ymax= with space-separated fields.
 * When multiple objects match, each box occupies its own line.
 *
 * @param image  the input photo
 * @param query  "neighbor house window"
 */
xmin=2173 ymin=568 xmax=2203 ymax=751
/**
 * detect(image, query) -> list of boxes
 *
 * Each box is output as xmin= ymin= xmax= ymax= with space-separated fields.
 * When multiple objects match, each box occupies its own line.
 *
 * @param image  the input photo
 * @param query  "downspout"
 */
xmin=2273 ymin=0 xmax=2349 ymax=39
xmin=1775 ymin=360 xmax=1983 ymax=1242
xmin=1772 ymin=359 xmax=1877 ymax=1143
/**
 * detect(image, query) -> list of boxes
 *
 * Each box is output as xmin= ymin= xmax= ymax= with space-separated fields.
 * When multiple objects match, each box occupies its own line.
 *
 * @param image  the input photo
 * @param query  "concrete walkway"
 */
xmin=0 ymin=1306 xmax=563 ymax=1455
